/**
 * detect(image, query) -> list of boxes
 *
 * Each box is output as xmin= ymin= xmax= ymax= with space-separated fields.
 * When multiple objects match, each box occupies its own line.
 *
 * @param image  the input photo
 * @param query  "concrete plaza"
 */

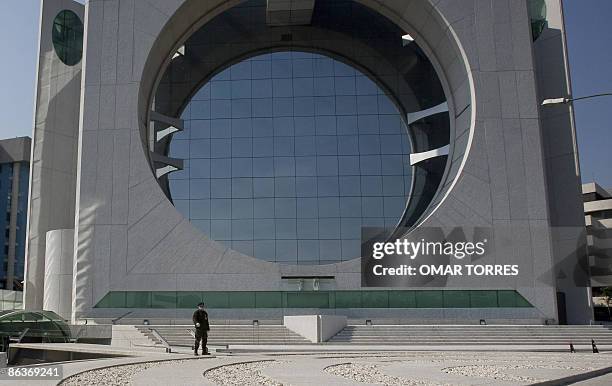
xmin=5 ymin=346 xmax=612 ymax=386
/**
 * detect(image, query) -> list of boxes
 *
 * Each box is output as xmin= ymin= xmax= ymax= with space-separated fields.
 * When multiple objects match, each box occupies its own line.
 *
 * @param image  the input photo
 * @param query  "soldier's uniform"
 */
xmin=192 ymin=307 xmax=210 ymax=355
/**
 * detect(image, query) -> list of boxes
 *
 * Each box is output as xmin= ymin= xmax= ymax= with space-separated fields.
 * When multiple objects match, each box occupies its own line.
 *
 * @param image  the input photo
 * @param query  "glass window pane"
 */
xmin=211 ymin=100 xmax=231 ymax=118
xmin=318 ymin=197 xmax=340 ymax=217
xmin=340 ymin=197 xmax=362 ymax=217
xmin=295 ymin=136 xmax=316 ymax=156
xmin=253 ymin=178 xmax=274 ymax=197
xmin=232 ymin=138 xmax=252 ymax=157
xmin=211 ymin=139 xmax=231 ymax=158
xmin=252 ymin=60 xmax=271 ymax=79
xmin=341 ymin=239 xmax=361 ymax=259
xmin=297 ymin=219 xmax=318 ymax=239
xmin=275 ymin=177 xmax=296 ymax=197
xmin=275 ymin=198 xmax=296 ymax=218
xmin=276 ymin=219 xmax=297 ymax=239
xmin=320 ymin=240 xmax=341 ymax=260
xmin=298 ymin=240 xmax=320 ymax=261
xmin=319 ymin=218 xmax=340 ymax=239
xmin=254 ymin=218 xmax=275 ymax=238
xmin=211 ymin=159 xmax=231 ymax=178
xmin=190 ymin=159 xmax=211 ymax=179
xmin=211 ymin=178 xmax=231 ymax=198
xmin=297 ymin=198 xmax=318 ymax=218
xmin=253 ymin=80 xmax=272 ymax=98
xmin=151 ymin=292 xmax=177 ymax=309
xmin=211 ymin=199 xmax=231 ymax=219
xmin=296 ymin=177 xmax=317 ymax=197
xmin=253 ymin=138 xmax=274 ymax=158
xmin=232 ymin=220 xmax=254 ymax=240
xmin=176 ymin=292 xmax=201 ymax=309
xmin=276 ymin=240 xmax=297 ymax=262
xmin=254 ymin=240 xmax=275 ymax=260
xmin=190 ymin=200 xmax=211 ymax=219
xmin=211 ymin=220 xmax=231 ymax=240
xmin=293 ymin=78 xmax=314 ymax=96
xmin=190 ymin=179 xmax=210 ymax=199
xmin=231 ymin=80 xmax=251 ymax=98
xmin=295 ymin=117 xmax=315 ymax=136
xmin=232 ymin=198 xmax=253 ymax=219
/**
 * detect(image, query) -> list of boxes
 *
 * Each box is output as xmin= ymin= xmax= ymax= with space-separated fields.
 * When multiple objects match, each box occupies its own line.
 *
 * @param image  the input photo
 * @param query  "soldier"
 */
xmin=192 ymin=302 xmax=210 ymax=355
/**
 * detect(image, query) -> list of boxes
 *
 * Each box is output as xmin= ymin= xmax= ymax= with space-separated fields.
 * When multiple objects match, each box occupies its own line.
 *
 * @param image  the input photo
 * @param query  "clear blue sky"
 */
xmin=0 ymin=0 xmax=611 ymax=185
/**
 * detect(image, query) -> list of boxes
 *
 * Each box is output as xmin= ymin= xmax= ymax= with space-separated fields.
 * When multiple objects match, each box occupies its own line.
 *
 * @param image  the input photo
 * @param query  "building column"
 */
xmin=44 ymin=229 xmax=74 ymax=320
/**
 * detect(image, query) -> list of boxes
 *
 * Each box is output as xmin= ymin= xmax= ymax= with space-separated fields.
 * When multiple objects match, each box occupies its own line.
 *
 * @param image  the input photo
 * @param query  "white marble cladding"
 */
xmin=73 ymin=0 xmax=564 ymax=322
xmin=533 ymin=0 xmax=591 ymax=323
xmin=25 ymin=0 xmax=83 ymax=310
xmin=44 ymin=229 xmax=75 ymax=320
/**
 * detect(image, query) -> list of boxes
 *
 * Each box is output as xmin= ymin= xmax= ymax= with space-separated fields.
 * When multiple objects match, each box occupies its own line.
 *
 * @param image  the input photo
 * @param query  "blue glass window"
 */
xmin=171 ymin=51 xmax=412 ymax=264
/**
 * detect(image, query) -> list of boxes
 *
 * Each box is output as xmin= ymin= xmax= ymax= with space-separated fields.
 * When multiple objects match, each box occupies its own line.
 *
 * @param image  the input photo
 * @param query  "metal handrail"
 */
xmin=111 ymin=311 xmax=133 ymax=325
xmin=149 ymin=328 xmax=172 ymax=353
xmin=8 ymin=328 xmax=30 ymax=344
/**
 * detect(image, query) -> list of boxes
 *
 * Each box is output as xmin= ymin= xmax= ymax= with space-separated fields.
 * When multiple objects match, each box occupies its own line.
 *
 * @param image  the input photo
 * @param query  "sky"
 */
xmin=0 ymin=0 xmax=611 ymax=185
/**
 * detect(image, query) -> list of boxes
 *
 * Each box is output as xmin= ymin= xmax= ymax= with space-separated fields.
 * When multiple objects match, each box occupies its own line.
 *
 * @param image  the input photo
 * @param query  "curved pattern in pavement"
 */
xmin=204 ymin=360 xmax=283 ymax=386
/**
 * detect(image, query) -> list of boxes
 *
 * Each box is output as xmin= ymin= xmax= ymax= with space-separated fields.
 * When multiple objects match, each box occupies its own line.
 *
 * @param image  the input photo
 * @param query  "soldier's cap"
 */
xmin=197 ymin=302 xmax=205 ymax=307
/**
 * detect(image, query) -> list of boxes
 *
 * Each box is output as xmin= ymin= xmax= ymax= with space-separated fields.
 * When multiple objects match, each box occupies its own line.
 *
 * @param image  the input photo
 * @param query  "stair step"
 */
xmin=133 ymin=324 xmax=311 ymax=346
xmin=328 ymin=325 xmax=612 ymax=345
xmin=132 ymin=324 xmax=612 ymax=346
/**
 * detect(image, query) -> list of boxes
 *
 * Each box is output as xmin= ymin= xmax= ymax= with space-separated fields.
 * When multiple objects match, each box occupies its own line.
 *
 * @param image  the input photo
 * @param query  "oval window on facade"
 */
xmin=52 ymin=10 xmax=83 ymax=66
xmin=528 ymin=0 xmax=547 ymax=41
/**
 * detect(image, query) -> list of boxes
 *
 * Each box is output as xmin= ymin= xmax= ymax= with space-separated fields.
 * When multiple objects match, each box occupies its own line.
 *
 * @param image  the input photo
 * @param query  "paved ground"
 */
xmin=222 ymin=343 xmax=612 ymax=353
xmin=63 ymin=350 xmax=612 ymax=385
xmin=573 ymin=373 xmax=612 ymax=385
xmin=4 ymin=346 xmax=612 ymax=385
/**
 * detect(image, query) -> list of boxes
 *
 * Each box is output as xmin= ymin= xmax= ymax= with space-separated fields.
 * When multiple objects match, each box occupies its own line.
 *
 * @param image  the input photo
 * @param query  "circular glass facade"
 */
xmin=168 ymin=51 xmax=412 ymax=265
xmin=52 ymin=10 xmax=83 ymax=66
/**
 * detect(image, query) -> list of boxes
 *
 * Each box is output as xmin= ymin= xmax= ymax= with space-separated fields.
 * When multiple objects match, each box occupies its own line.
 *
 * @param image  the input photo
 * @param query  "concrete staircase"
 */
xmin=134 ymin=325 xmax=311 ymax=347
xmin=327 ymin=325 xmax=612 ymax=345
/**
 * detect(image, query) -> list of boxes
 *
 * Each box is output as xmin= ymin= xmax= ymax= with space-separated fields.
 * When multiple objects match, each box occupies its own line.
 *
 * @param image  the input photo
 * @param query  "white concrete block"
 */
xmin=284 ymin=315 xmax=318 ymax=343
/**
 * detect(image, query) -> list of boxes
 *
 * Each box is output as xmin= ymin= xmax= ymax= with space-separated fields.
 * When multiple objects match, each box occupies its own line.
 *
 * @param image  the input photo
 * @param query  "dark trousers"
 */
xmin=194 ymin=329 xmax=208 ymax=352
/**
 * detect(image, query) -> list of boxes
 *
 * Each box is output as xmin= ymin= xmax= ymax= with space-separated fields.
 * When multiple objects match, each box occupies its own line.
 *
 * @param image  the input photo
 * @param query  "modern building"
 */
xmin=582 ymin=182 xmax=612 ymax=320
xmin=25 ymin=0 xmax=593 ymax=324
xmin=0 ymin=137 xmax=30 ymax=293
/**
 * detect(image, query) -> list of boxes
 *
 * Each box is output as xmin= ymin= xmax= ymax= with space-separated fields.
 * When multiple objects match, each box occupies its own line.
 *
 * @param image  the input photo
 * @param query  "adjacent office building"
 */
xmin=582 ymin=182 xmax=612 ymax=320
xmin=0 ymin=137 xmax=30 ymax=295
xmin=25 ymin=0 xmax=593 ymax=324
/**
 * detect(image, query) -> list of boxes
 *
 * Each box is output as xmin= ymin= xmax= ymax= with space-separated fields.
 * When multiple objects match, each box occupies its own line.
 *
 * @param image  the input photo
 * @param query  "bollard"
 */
xmin=569 ymin=343 xmax=575 ymax=353
xmin=591 ymin=339 xmax=599 ymax=354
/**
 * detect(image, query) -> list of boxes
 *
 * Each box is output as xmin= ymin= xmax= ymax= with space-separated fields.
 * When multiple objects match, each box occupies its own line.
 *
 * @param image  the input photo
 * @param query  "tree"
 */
xmin=602 ymin=287 xmax=612 ymax=320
